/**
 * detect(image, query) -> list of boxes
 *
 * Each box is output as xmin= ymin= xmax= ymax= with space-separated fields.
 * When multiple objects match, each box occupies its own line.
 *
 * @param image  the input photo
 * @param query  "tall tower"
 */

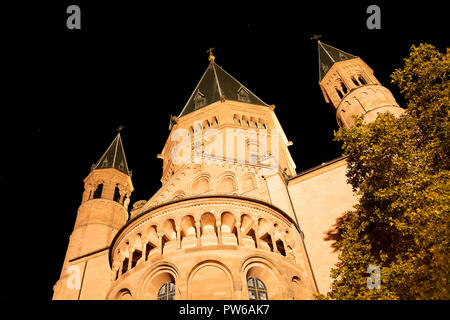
xmin=53 ymin=132 xmax=133 ymax=299
xmin=317 ymin=41 xmax=404 ymax=127
xmin=105 ymin=52 xmax=318 ymax=300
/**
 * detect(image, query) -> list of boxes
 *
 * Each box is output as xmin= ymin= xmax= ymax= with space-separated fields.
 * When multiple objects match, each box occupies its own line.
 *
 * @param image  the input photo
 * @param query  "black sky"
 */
xmin=1 ymin=1 xmax=448 ymax=300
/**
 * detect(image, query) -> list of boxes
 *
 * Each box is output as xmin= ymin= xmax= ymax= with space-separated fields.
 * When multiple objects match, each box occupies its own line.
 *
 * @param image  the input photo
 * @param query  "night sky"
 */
xmin=1 ymin=1 xmax=448 ymax=300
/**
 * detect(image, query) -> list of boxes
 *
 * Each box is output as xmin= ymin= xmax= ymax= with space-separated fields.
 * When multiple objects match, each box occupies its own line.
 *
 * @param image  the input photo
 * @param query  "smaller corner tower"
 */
xmin=317 ymin=40 xmax=404 ymax=127
xmin=53 ymin=132 xmax=133 ymax=300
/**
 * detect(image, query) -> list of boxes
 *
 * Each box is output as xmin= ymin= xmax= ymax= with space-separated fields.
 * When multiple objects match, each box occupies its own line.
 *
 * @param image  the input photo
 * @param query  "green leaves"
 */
xmin=325 ymin=44 xmax=450 ymax=300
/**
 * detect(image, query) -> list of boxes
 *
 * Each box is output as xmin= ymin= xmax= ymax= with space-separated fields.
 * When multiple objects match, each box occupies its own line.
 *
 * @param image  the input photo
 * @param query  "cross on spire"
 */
xmin=207 ymin=48 xmax=215 ymax=62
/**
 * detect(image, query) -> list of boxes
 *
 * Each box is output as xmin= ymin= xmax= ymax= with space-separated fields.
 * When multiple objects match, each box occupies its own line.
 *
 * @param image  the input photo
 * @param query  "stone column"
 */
xmin=176 ymin=224 xmax=181 ymax=249
xmin=158 ymin=232 xmax=164 ymax=255
xmin=271 ymin=232 xmax=278 ymax=253
xmin=255 ymin=229 xmax=260 ymax=249
xmin=235 ymin=220 xmax=242 ymax=246
xmin=119 ymin=190 xmax=126 ymax=204
xmin=216 ymin=221 xmax=222 ymax=245
xmin=142 ymin=241 xmax=147 ymax=261
xmin=128 ymin=249 xmax=134 ymax=270
xmin=119 ymin=259 xmax=125 ymax=278
xmin=195 ymin=221 xmax=201 ymax=247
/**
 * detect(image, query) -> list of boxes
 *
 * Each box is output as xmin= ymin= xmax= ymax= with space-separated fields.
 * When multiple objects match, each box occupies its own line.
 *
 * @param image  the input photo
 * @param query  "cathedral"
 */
xmin=52 ymin=41 xmax=404 ymax=300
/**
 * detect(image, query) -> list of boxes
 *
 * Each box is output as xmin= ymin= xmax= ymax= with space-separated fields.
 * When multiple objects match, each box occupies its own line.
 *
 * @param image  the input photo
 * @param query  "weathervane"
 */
xmin=117 ymin=125 xmax=124 ymax=133
xmin=310 ymin=34 xmax=322 ymax=41
xmin=207 ymin=48 xmax=215 ymax=62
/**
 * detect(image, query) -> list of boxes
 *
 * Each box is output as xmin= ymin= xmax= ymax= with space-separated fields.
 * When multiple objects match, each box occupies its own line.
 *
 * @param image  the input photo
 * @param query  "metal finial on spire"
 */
xmin=117 ymin=125 xmax=124 ymax=133
xmin=207 ymin=48 xmax=215 ymax=62
xmin=310 ymin=34 xmax=322 ymax=41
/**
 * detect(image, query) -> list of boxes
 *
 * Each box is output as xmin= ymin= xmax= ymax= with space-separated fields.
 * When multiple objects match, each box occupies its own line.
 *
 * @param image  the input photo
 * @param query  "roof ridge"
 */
xmin=321 ymin=41 xmax=358 ymax=59
xmin=92 ymin=133 xmax=131 ymax=176
xmin=178 ymin=61 xmax=214 ymax=118
xmin=214 ymin=62 xmax=269 ymax=106
xmin=211 ymin=62 xmax=223 ymax=97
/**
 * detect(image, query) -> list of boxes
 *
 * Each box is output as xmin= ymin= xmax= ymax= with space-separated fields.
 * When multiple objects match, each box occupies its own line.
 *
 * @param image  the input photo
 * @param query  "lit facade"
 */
xmin=53 ymin=42 xmax=403 ymax=299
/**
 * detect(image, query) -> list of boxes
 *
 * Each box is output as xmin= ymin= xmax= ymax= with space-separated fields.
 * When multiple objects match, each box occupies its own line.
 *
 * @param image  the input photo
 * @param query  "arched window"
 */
xmin=157 ymin=281 xmax=176 ymax=300
xmin=351 ymin=76 xmax=359 ymax=86
xmin=93 ymin=184 xmax=103 ymax=199
xmin=358 ymin=76 xmax=367 ymax=85
xmin=336 ymin=88 xmax=344 ymax=99
xmin=113 ymin=185 xmax=121 ymax=202
xmin=341 ymin=82 xmax=348 ymax=94
xmin=247 ymin=277 xmax=268 ymax=300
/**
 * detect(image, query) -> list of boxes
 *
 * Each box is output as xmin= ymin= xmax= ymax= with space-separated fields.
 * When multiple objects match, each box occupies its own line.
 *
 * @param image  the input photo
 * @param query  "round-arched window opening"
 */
xmin=247 ymin=277 xmax=268 ymax=300
xmin=157 ymin=281 xmax=175 ymax=300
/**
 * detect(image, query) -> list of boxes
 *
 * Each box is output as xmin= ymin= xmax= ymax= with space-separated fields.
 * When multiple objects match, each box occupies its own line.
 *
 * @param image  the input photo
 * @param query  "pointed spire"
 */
xmin=317 ymin=40 xmax=358 ymax=81
xmin=91 ymin=132 xmax=131 ymax=176
xmin=178 ymin=54 xmax=268 ymax=117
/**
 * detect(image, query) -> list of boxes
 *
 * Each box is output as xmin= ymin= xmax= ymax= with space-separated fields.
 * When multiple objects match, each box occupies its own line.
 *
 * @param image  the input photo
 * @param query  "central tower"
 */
xmin=106 ymin=52 xmax=318 ymax=300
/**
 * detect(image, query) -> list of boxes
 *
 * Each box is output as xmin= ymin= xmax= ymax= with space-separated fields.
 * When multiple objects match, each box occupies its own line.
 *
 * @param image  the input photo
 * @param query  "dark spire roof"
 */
xmin=178 ymin=60 xmax=268 ymax=117
xmin=318 ymin=41 xmax=358 ymax=81
xmin=91 ymin=133 xmax=131 ymax=176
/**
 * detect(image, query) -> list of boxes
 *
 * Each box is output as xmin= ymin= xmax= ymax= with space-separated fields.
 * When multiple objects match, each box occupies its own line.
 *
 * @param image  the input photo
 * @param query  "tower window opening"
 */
xmin=351 ymin=76 xmax=359 ymax=86
xmin=113 ymin=185 xmax=121 ymax=202
xmin=122 ymin=258 xmax=129 ymax=274
xmin=247 ymin=229 xmax=257 ymax=248
xmin=336 ymin=88 xmax=344 ymax=99
xmin=276 ymin=240 xmax=286 ymax=256
xmin=145 ymin=242 xmax=156 ymax=260
xmin=247 ymin=277 xmax=268 ymax=300
xmin=242 ymin=116 xmax=250 ymax=127
xmin=131 ymin=250 xmax=142 ymax=269
xmin=157 ymin=281 xmax=176 ymax=300
xmin=93 ymin=184 xmax=103 ymax=199
xmin=358 ymin=76 xmax=367 ymax=85
xmin=260 ymin=234 xmax=274 ymax=252
xmin=341 ymin=82 xmax=348 ymax=94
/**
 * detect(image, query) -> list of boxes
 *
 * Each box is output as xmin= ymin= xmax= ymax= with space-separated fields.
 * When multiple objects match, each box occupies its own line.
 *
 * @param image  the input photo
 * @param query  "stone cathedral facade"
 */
xmin=53 ymin=42 xmax=404 ymax=300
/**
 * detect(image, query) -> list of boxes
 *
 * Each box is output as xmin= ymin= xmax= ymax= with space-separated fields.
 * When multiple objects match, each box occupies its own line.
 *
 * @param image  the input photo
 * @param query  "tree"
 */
xmin=323 ymin=44 xmax=449 ymax=299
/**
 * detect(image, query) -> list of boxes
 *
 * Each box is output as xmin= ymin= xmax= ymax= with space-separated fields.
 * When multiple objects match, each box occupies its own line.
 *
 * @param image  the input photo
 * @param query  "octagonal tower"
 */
xmin=317 ymin=41 xmax=404 ymax=127
xmin=53 ymin=133 xmax=133 ymax=299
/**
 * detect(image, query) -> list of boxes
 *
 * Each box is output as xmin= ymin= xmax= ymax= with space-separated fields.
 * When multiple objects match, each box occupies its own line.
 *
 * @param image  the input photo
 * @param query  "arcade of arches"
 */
xmin=107 ymin=197 xmax=316 ymax=300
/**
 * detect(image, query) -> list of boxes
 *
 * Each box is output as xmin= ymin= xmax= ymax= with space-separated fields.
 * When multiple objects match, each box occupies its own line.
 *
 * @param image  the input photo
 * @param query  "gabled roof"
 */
xmin=91 ymin=133 xmax=131 ymax=176
xmin=318 ymin=41 xmax=358 ymax=81
xmin=178 ymin=61 xmax=268 ymax=117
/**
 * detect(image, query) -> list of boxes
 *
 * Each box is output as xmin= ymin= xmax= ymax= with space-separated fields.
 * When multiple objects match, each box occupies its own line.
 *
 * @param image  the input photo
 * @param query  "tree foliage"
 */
xmin=324 ymin=44 xmax=449 ymax=299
